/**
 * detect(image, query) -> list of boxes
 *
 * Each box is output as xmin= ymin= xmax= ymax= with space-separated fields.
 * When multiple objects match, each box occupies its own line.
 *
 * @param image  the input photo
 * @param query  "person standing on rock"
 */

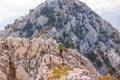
xmin=56 ymin=42 xmax=64 ymax=58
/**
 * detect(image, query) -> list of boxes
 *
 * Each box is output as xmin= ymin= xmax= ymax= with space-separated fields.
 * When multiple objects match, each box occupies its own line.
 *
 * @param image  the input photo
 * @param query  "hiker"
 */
xmin=56 ymin=42 xmax=64 ymax=58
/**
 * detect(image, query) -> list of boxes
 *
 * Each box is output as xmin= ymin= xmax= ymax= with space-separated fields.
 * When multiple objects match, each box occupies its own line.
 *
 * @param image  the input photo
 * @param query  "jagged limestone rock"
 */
xmin=0 ymin=37 xmax=100 ymax=80
xmin=0 ymin=0 xmax=120 ymax=79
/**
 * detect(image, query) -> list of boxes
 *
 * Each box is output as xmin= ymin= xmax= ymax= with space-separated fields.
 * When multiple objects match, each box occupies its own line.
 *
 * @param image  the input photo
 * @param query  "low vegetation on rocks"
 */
xmin=98 ymin=75 xmax=117 ymax=80
xmin=0 ymin=0 xmax=120 ymax=79
xmin=48 ymin=64 xmax=73 ymax=80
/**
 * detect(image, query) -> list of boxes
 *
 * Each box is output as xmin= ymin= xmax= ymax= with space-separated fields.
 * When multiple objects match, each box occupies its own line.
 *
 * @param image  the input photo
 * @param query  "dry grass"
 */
xmin=98 ymin=75 xmax=117 ymax=80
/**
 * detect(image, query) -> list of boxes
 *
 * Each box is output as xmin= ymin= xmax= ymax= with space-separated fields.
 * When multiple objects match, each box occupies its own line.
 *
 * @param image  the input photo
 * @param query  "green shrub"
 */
xmin=96 ymin=59 xmax=103 ymax=68
xmin=116 ymin=38 xmax=120 ymax=44
xmin=87 ymin=50 xmax=98 ymax=62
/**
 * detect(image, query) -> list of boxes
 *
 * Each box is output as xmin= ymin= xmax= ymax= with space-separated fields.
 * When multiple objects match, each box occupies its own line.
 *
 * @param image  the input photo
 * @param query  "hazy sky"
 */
xmin=0 ymin=0 xmax=120 ymax=30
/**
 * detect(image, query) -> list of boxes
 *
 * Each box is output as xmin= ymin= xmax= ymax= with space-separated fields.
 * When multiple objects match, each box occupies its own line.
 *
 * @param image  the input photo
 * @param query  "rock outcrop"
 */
xmin=0 ymin=37 xmax=99 ymax=80
xmin=0 ymin=0 xmax=120 ymax=79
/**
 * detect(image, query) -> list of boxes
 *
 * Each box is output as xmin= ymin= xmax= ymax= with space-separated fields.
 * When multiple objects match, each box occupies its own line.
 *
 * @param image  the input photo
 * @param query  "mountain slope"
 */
xmin=0 ymin=37 xmax=99 ymax=80
xmin=0 ymin=0 xmax=120 ymax=79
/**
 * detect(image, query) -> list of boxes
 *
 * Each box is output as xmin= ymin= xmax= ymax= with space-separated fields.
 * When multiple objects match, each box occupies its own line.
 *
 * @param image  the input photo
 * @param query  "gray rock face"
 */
xmin=0 ymin=0 xmax=120 ymax=79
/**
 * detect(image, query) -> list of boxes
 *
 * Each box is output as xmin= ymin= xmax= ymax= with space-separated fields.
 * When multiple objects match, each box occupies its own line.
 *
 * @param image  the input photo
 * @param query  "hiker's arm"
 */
xmin=63 ymin=48 xmax=69 ymax=52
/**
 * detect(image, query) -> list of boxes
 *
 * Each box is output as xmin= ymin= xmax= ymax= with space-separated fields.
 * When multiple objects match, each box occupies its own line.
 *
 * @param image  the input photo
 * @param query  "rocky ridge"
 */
xmin=0 ymin=0 xmax=120 ymax=79
xmin=0 ymin=37 xmax=99 ymax=80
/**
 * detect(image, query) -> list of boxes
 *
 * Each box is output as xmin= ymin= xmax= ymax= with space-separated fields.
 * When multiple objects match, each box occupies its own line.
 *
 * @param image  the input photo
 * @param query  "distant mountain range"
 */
xmin=0 ymin=0 xmax=120 ymax=79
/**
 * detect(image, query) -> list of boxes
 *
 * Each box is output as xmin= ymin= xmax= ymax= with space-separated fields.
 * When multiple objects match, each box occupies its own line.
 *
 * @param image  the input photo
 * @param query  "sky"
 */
xmin=0 ymin=0 xmax=120 ymax=31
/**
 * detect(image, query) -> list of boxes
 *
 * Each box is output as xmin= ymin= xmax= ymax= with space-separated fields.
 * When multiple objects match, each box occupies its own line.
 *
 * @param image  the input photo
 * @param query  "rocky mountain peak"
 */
xmin=0 ymin=0 xmax=120 ymax=79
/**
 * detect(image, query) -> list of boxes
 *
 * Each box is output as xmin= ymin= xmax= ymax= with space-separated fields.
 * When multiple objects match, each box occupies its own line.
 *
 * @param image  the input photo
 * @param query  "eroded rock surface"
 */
xmin=0 ymin=37 xmax=99 ymax=80
xmin=0 ymin=0 xmax=120 ymax=78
